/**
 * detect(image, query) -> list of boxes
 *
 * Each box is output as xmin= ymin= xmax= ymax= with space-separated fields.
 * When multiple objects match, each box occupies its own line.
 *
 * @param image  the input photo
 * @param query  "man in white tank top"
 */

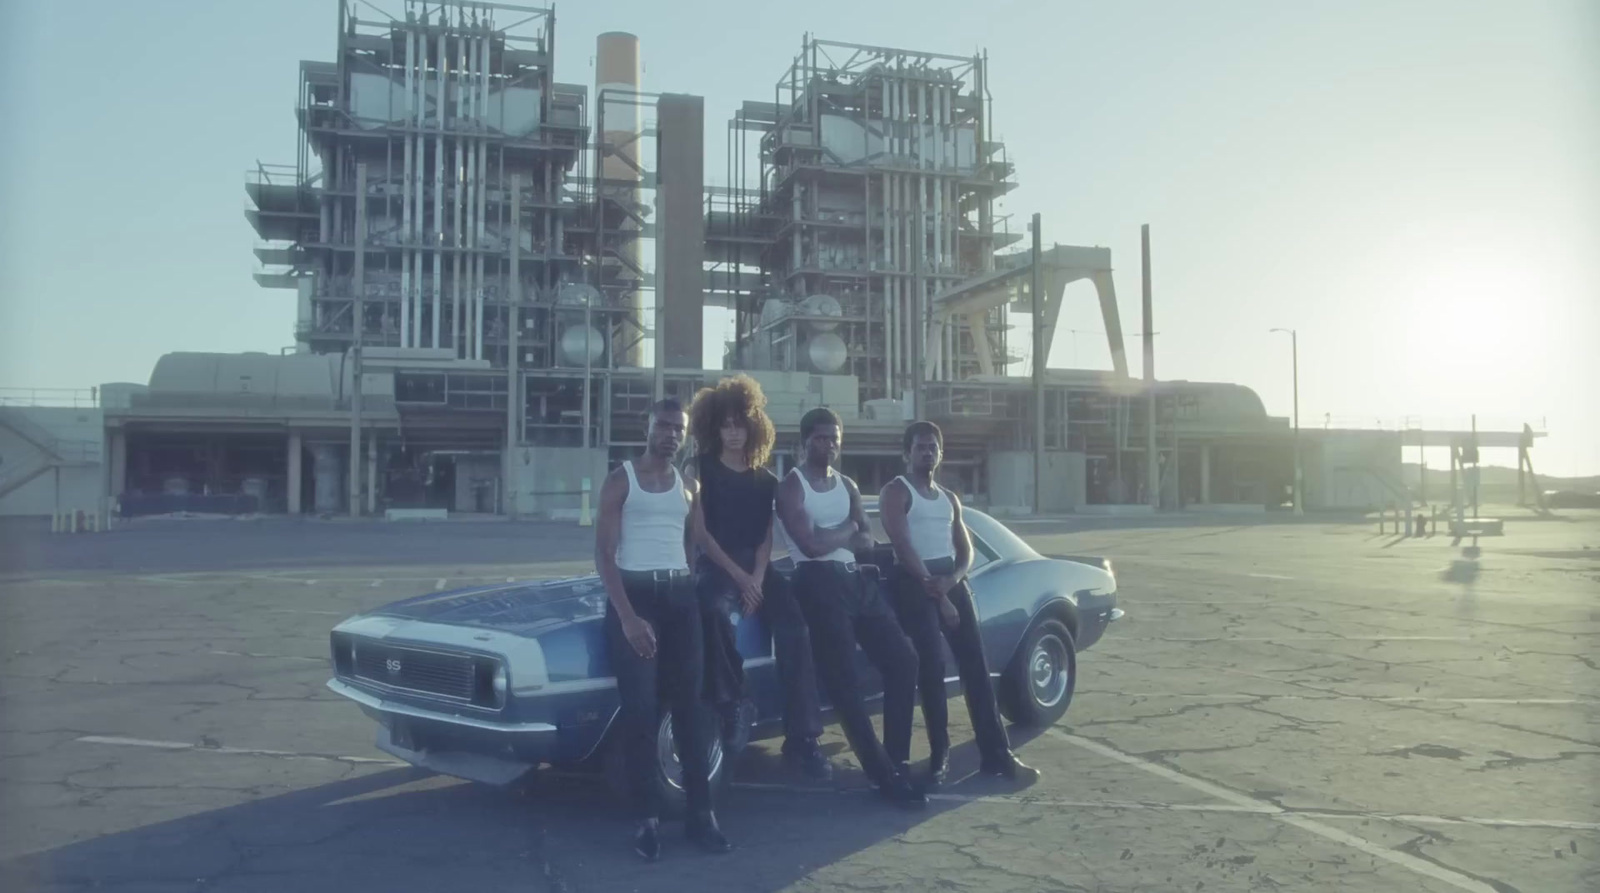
xmin=775 ymin=408 xmax=927 ymax=809
xmin=880 ymin=421 xmax=1039 ymax=787
xmin=595 ymin=399 xmax=731 ymax=860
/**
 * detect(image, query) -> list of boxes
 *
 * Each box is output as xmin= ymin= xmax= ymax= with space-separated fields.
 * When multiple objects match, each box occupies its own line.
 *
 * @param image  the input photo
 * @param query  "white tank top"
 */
xmin=896 ymin=475 xmax=956 ymax=562
xmin=616 ymin=461 xmax=689 ymax=572
xmin=786 ymin=468 xmax=856 ymax=564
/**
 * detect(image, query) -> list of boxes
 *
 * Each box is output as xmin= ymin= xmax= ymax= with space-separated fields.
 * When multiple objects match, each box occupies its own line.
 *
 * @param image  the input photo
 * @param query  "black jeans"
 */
xmin=698 ymin=556 xmax=825 ymax=745
xmin=606 ymin=570 xmax=713 ymax=820
xmin=792 ymin=560 xmax=918 ymax=784
xmin=889 ymin=559 xmax=1011 ymax=765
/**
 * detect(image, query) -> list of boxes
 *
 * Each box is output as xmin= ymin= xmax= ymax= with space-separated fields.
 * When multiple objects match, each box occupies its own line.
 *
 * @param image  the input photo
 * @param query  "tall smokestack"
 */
xmin=596 ymin=32 xmax=642 ymax=365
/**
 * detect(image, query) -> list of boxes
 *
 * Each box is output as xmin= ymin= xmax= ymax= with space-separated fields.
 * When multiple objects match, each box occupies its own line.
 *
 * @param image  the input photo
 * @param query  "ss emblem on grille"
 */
xmin=385 ymin=658 xmax=403 ymax=675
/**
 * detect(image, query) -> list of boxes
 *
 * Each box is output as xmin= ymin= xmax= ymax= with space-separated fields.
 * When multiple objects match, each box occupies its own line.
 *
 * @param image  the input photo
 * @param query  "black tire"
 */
xmin=998 ymin=618 xmax=1077 ymax=728
xmin=603 ymin=709 xmax=729 ymax=818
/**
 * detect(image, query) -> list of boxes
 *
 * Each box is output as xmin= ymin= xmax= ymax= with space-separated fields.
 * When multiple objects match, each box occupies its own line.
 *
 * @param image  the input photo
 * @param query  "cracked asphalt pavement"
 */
xmin=1 ymin=509 xmax=1596 ymax=892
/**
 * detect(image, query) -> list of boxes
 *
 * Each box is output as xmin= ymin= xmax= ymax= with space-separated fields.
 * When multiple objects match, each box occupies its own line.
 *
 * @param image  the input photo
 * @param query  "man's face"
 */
xmin=803 ymin=423 xmax=841 ymax=467
xmin=907 ymin=432 xmax=941 ymax=475
xmin=647 ymin=410 xmax=687 ymax=459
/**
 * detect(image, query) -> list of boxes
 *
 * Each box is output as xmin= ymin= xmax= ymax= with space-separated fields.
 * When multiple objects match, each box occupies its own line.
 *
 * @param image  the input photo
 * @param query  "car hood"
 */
xmin=369 ymin=574 xmax=608 ymax=637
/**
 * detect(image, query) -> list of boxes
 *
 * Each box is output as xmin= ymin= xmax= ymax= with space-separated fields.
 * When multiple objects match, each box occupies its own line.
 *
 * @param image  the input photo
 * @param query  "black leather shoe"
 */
xmin=980 ymin=752 xmax=1041 ymax=784
xmin=782 ymin=738 xmax=835 ymax=781
xmin=686 ymin=811 xmax=734 ymax=854
xmin=925 ymin=751 xmax=950 ymax=789
xmin=877 ymin=771 xmax=928 ymax=810
xmin=633 ymin=820 xmax=661 ymax=861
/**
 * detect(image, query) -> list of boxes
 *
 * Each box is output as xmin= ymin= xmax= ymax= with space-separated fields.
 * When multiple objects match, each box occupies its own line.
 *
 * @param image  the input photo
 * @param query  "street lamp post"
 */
xmin=1270 ymin=328 xmax=1302 ymax=515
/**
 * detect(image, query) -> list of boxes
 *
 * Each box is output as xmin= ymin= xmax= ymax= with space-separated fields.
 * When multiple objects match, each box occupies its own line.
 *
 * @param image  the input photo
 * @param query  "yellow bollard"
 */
xmin=578 ymin=477 xmax=594 ymax=527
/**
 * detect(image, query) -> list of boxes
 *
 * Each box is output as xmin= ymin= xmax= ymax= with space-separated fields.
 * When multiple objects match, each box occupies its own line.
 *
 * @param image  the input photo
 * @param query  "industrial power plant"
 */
xmin=0 ymin=0 xmax=1546 ymax=522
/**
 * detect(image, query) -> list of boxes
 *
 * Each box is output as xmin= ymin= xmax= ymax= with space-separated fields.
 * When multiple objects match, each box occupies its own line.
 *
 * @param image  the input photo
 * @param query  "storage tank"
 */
xmin=807 ymin=332 xmax=849 ymax=373
xmin=559 ymin=325 xmax=605 ymax=367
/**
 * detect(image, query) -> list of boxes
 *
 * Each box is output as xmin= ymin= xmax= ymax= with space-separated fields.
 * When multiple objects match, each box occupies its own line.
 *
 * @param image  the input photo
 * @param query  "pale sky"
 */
xmin=2 ymin=0 xmax=1595 ymax=475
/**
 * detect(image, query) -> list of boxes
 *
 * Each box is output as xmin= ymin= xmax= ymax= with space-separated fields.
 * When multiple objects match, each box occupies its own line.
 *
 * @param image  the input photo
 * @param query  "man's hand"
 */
xmin=936 ymin=595 xmax=960 ymax=630
xmin=621 ymin=613 xmax=657 ymax=659
xmin=848 ymin=528 xmax=875 ymax=552
xmin=929 ymin=574 xmax=959 ymax=597
xmin=735 ymin=570 xmax=764 ymax=613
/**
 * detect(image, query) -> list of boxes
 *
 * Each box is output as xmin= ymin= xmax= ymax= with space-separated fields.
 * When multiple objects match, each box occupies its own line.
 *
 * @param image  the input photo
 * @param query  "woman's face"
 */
xmin=719 ymin=416 xmax=749 ymax=454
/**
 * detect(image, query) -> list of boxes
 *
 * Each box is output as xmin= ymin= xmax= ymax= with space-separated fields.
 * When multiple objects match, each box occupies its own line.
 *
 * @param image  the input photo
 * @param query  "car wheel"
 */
xmin=998 ymin=618 xmax=1077 ymax=727
xmin=603 ymin=711 xmax=728 ymax=818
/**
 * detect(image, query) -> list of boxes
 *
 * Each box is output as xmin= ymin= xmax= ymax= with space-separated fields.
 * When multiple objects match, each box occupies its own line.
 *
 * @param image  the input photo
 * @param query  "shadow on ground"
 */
xmin=0 ymin=744 xmax=1012 ymax=893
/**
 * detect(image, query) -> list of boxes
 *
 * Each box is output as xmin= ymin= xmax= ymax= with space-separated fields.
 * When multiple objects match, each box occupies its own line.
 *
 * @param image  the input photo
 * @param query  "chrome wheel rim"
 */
xmin=657 ymin=715 xmax=724 ymax=792
xmin=1029 ymin=634 xmax=1070 ymax=708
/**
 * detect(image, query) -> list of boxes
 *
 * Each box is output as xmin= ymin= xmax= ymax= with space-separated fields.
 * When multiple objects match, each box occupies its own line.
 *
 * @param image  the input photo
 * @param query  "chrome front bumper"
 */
xmin=325 ymin=678 xmax=557 ymax=735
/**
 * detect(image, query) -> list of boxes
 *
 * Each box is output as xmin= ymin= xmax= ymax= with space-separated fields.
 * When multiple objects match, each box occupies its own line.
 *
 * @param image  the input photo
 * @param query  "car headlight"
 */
xmin=492 ymin=663 xmax=508 ymax=696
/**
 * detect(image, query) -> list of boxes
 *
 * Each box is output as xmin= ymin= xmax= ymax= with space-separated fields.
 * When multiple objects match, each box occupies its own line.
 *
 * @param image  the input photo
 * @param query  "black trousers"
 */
xmin=792 ymin=560 xmax=918 ymax=783
xmin=697 ymin=557 xmax=824 ymax=744
xmin=605 ymin=571 xmax=713 ymax=820
xmin=889 ymin=559 xmax=1011 ymax=765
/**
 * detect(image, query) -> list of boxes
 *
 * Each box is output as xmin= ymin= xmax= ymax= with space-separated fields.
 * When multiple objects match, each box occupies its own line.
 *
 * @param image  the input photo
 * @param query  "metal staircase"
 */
xmin=0 ymin=408 xmax=101 ymax=501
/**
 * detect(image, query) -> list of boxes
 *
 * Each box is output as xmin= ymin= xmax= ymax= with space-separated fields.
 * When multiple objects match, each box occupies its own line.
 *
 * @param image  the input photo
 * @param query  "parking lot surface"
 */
xmin=2 ymin=510 xmax=1596 ymax=892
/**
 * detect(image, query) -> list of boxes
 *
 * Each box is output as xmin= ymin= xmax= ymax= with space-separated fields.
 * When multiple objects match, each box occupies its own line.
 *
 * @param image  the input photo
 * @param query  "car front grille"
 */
xmin=353 ymin=642 xmax=477 ymax=702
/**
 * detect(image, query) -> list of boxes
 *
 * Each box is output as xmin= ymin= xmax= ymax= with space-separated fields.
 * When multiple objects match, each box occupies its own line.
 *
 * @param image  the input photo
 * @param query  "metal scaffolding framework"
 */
xmin=707 ymin=36 xmax=1021 ymax=405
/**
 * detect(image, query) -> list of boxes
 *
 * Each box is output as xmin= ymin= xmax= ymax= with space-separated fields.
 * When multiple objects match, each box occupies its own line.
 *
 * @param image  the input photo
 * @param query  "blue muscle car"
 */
xmin=326 ymin=508 xmax=1122 ymax=810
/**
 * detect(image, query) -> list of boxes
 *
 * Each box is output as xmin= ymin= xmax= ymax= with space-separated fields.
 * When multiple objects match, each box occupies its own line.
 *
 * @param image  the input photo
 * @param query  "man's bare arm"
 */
xmin=948 ymin=490 xmax=974 ymax=581
xmin=842 ymin=476 xmax=875 ymax=553
xmin=776 ymin=472 xmax=856 ymax=558
xmin=753 ymin=512 xmax=774 ymax=582
xmin=594 ymin=468 xmax=636 ymax=619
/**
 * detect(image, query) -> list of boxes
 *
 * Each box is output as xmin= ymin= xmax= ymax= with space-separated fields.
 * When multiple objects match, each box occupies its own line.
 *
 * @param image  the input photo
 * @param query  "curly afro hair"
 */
xmin=689 ymin=374 xmax=776 ymax=469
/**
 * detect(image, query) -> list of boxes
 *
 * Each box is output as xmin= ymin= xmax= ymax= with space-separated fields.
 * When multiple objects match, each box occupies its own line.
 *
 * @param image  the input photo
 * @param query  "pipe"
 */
xmin=882 ymin=168 xmax=893 ymax=395
xmin=434 ymin=27 xmax=446 ymax=350
xmin=477 ymin=28 xmax=489 ymax=362
xmin=934 ymin=87 xmax=947 ymax=265
xmin=475 ymin=31 xmax=487 ymax=367
xmin=413 ymin=20 xmax=426 ymax=349
xmin=460 ymin=28 xmax=473 ymax=359
xmin=401 ymin=21 xmax=415 ymax=348
xmin=452 ymin=30 xmax=465 ymax=360
xmin=476 ymin=28 xmax=488 ymax=361
xmin=917 ymin=81 xmax=929 ymax=384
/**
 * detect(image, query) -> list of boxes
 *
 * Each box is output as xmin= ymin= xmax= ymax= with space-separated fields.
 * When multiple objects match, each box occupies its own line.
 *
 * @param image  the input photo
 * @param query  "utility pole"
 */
xmin=1142 ymin=224 xmax=1158 ymax=509
xmin=348 ymin=163 xmax=367 ymax=518
xmin=1031 ymin=212 xmax=1044 ymax=514
xmin=1291 ymin=330 xmax=1301 ymax=515
xmin=1271 ymin=328 xmax=1301 ymax=515
xmin=505 ymin=175 xmax=521 ymax=516
xmin=911 ymin=201 xmax=926 ymax=419
xmin=582 ymin=288 xmax=594 ymax=449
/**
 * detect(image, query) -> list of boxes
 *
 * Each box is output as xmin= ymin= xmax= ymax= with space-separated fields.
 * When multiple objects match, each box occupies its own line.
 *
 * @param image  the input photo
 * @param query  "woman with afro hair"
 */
xmin=684 ymin=374 xmax=833 ymax=779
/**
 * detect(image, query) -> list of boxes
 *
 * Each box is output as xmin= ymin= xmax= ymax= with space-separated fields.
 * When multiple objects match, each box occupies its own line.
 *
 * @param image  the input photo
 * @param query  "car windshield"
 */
xmin=960 ymin=509 xmax=1040 ymax=562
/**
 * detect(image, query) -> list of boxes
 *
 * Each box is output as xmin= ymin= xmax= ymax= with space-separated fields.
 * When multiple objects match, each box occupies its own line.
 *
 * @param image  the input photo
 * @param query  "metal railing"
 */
xmin=0 ymin=388 xmax=99 ymax=408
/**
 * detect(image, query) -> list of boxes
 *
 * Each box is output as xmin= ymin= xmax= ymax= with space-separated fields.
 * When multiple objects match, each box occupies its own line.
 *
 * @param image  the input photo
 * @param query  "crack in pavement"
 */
xmin=1395 ymin=834 xmax=1525 ymax=893
xmin=1050 ymin=729 xmax=1523 ymax=893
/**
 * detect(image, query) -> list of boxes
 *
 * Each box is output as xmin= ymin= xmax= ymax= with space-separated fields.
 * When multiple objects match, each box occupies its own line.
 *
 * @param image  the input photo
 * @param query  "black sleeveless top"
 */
xmin=697 ymin=454 xmax=778 ymax=572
